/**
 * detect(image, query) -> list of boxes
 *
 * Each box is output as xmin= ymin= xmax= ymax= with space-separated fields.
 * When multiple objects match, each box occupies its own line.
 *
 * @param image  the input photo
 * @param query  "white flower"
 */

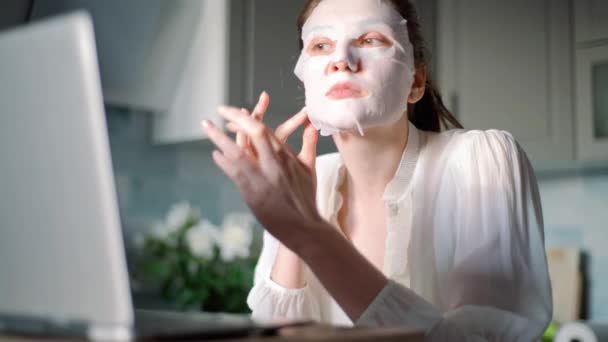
xmin=217 ymin=213 xmax=254 ymax=262
xmin=186 ymin=220 xmax=219 ymax=260
xmin=150 ymin=220 xmax=170 ymax=239
xmin=222 ymin=212 xmax=255 ymax=231
xmin=165 ymin=201 xmax=199 ymax=232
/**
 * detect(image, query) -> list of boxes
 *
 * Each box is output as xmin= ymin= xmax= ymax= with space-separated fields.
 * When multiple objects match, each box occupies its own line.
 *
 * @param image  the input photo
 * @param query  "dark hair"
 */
xmin=297 ymin=0 xmax=463 ymax=132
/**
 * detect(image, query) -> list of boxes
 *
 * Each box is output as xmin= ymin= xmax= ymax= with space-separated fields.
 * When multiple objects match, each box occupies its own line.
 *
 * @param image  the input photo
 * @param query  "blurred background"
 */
xmin=1 ymin=0 xmax=607 ymax=328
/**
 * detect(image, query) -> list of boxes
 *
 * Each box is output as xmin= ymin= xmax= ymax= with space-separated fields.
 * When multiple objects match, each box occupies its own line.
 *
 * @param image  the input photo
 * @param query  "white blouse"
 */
xmin=247 ymin=122 xmax=552 ymax=341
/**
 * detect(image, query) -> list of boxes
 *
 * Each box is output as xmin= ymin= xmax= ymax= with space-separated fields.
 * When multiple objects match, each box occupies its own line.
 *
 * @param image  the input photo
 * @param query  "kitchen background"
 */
xmin=2 ymin=0 xmax=607 ymax=323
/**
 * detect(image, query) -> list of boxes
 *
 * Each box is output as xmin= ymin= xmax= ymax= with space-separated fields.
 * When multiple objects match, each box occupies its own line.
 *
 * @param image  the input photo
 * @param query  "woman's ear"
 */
xmin=408 ymin=64 xmax=427 ymax=104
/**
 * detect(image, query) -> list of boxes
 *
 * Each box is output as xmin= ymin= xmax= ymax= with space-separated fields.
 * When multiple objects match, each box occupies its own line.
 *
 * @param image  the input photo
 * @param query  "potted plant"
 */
xmin=133 ymin=202 xmax=260 ymax=313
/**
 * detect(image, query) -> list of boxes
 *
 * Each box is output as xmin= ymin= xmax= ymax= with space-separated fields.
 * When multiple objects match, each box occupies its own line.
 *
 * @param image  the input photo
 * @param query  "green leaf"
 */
xmin=143 ymin=260 xmax=172 ymax=279
xmin=175 ymin=288 xmax=196 ymax=309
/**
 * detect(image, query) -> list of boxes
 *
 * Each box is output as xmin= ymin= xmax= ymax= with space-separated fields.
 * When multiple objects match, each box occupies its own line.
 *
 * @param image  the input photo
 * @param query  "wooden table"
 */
xmin=1 ymin=325 xmax=424 ymax=341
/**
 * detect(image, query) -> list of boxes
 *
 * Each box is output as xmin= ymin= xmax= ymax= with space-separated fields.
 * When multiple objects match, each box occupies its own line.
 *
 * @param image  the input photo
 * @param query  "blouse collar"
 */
xmin=382 ymin=120 xmax=421 ymax=202
xmin=333 ymin=121 xmax=421 ymax=205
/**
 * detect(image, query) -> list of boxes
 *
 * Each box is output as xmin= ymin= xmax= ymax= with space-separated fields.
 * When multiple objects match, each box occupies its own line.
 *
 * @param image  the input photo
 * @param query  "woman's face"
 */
xmin=295 ymin=0 xmax=415 ymax=136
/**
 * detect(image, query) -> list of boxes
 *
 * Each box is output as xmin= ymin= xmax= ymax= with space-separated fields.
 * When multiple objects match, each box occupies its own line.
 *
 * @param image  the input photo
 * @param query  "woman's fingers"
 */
xmin=225 ymin=107 xmax=318 ymax=170
xmin=298 ymin=121 xmax=319 ymax=171
xmin=251 ymin=91 xmax=270 ymax=121
xmin=235 ymin=92 xmax=269 ymax=149
xmin=236 ymin=108 xmax=249 ymax=148
xmin=217 ymin=106 xmax=275 ymax=162
xmin=201 ymin=120 xmax=244 ymax=160
xmin=225 ymin=122 xmax=241 ymax=134
xmin=203 ymin=120 xmax=260 ymax=189
xmin=274 ymin=109 xmax=318 ymax=170
xmin=240 ymin=92 xmax=270 ymax=146
xmin=211 ymin=149 xmax=237 ymax=179
xmin=275 ymin=109 xmax=309 ymax=143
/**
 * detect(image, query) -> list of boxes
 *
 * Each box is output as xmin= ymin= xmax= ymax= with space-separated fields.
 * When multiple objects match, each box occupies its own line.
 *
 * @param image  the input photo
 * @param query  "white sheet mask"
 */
xmin=294 ymin=0 xmax=416 ymax=136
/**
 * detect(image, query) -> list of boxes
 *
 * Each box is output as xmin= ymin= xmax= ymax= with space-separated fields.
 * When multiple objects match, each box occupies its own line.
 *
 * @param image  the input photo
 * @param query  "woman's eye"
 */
xmin=308 ymin=39 xmax=334 ymax=55
xmin=358 ymin=34 xmax=391 ymax=47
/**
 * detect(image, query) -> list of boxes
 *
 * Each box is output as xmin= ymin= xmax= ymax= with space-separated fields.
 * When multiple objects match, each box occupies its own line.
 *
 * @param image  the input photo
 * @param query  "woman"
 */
xmin=201 ymin=0 xmax=552 ymax=340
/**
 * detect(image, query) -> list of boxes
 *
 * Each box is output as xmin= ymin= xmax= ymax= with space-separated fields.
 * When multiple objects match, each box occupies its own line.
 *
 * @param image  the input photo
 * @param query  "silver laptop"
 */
xmin=0 ymin=11 xmax=288 ymax=341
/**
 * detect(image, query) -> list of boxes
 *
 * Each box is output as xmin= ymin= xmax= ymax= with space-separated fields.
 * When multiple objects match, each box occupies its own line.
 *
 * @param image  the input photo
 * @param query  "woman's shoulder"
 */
xmin=416 ymin=127 xmax=532 ymax=183
xmin=425 ymin=127 xmax=516 ymax=149
xmin=421 ymin=127 xmax=522 ymax=162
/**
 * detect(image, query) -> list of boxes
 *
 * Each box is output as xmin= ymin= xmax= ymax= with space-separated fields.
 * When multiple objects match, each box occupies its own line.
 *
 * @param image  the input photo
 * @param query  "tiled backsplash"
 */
xmin=107 ymin=108 xmax=608 ymax=320
xmin=539 ymin=173 xmax=608 ymax=320
xmin=106 ymin=108 xmax=249 ymax=237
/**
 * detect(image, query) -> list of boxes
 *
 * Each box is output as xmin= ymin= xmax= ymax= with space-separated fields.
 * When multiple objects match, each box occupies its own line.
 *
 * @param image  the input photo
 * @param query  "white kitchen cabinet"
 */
xmin=574 ymin=0 xmax=608 ymax=45
xmin=30 ymin=0 xmax=230 ymax=144
xmin=436 ymin=0 xmax=574 ymax=163
xmin=241 ymin=0 xmax=306 ymax=127
xmin=573 ymin=0 xmax=608 ymax=161
xmin=31 ymin=0 xmax=198 ymax=114
xmin=102 ymin=1 xmax=203 ymax=115
xmin=152 ymin=0 xmax=229 ymax=143
xmin=575 ymin=44 xmax=608 ymax=160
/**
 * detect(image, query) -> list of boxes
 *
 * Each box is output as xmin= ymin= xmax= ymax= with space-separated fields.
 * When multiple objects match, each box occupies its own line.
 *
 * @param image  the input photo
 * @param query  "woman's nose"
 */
xmin=327 ymin=59 xmax=360 ymax=74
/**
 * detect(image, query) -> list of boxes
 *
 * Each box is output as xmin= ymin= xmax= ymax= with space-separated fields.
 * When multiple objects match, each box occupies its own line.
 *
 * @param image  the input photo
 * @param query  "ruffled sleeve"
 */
xmin=247 ymin=153 xmax=341 ymax=323
xmin=356 ymin=130 xmax=552 ymax=341
xmin=246 ymin=230 xmax=321 ymax=322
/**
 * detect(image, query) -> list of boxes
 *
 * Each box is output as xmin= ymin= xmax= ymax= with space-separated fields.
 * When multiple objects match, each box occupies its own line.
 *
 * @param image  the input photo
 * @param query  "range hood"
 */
xmin=30 ymin=0 xmax=229 ymax=143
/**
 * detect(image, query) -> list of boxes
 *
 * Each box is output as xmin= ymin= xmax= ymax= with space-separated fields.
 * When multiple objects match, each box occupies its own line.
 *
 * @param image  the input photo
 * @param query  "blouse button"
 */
xmin=388 ymin=203 xmax=399 ymax=216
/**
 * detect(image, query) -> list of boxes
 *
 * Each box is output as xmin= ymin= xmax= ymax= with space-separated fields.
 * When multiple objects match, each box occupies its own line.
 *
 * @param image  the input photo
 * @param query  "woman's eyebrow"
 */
xmin=303 ymin=19 xmax=397 ymax=42
xmin=305 ymin=25 xmax=335 ymax=37
xmin=354 ymin=18 xmax=396 ymax=30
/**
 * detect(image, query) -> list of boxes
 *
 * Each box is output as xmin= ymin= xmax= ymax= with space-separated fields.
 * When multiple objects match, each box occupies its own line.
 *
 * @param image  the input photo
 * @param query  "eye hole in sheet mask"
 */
xmin=355 ymin=33 xmax=393 ymax=48
xmin=307 ymin=37 xmax=335 ymax=56
xmin=294 ymin=0 xmax=416 ymax=136
xmin=306 ymin=32 xmax=392 ymax=57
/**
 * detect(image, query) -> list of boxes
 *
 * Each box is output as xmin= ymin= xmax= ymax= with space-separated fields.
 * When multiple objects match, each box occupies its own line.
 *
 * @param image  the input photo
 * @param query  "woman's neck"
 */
xmin=333 ymin=115 xmax=409 ymax=199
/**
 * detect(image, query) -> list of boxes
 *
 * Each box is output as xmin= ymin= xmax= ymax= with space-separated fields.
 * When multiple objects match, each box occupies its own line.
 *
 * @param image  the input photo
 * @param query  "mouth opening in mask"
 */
xmin=325 ymin=81 xmax=368 ymax=100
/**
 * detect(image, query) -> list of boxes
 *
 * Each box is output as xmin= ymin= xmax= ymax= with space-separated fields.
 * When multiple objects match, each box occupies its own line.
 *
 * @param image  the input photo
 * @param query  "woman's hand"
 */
xmin=201 ymin=96 xmax=324 ymax=252
xmin=233 ymin=91 xmax=270 ymax=157
xmin=228 ymin=92 xmax=317 ymax=175
xmin=227 ymin=92 xmax=320 ymax=289
xmin=203 ymin=94 xmax=388 ymax=319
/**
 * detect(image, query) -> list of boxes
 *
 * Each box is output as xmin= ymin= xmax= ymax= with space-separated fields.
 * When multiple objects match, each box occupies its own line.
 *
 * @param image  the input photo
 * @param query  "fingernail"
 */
xmin=201 ymin=120 xmax=211 ymax=128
